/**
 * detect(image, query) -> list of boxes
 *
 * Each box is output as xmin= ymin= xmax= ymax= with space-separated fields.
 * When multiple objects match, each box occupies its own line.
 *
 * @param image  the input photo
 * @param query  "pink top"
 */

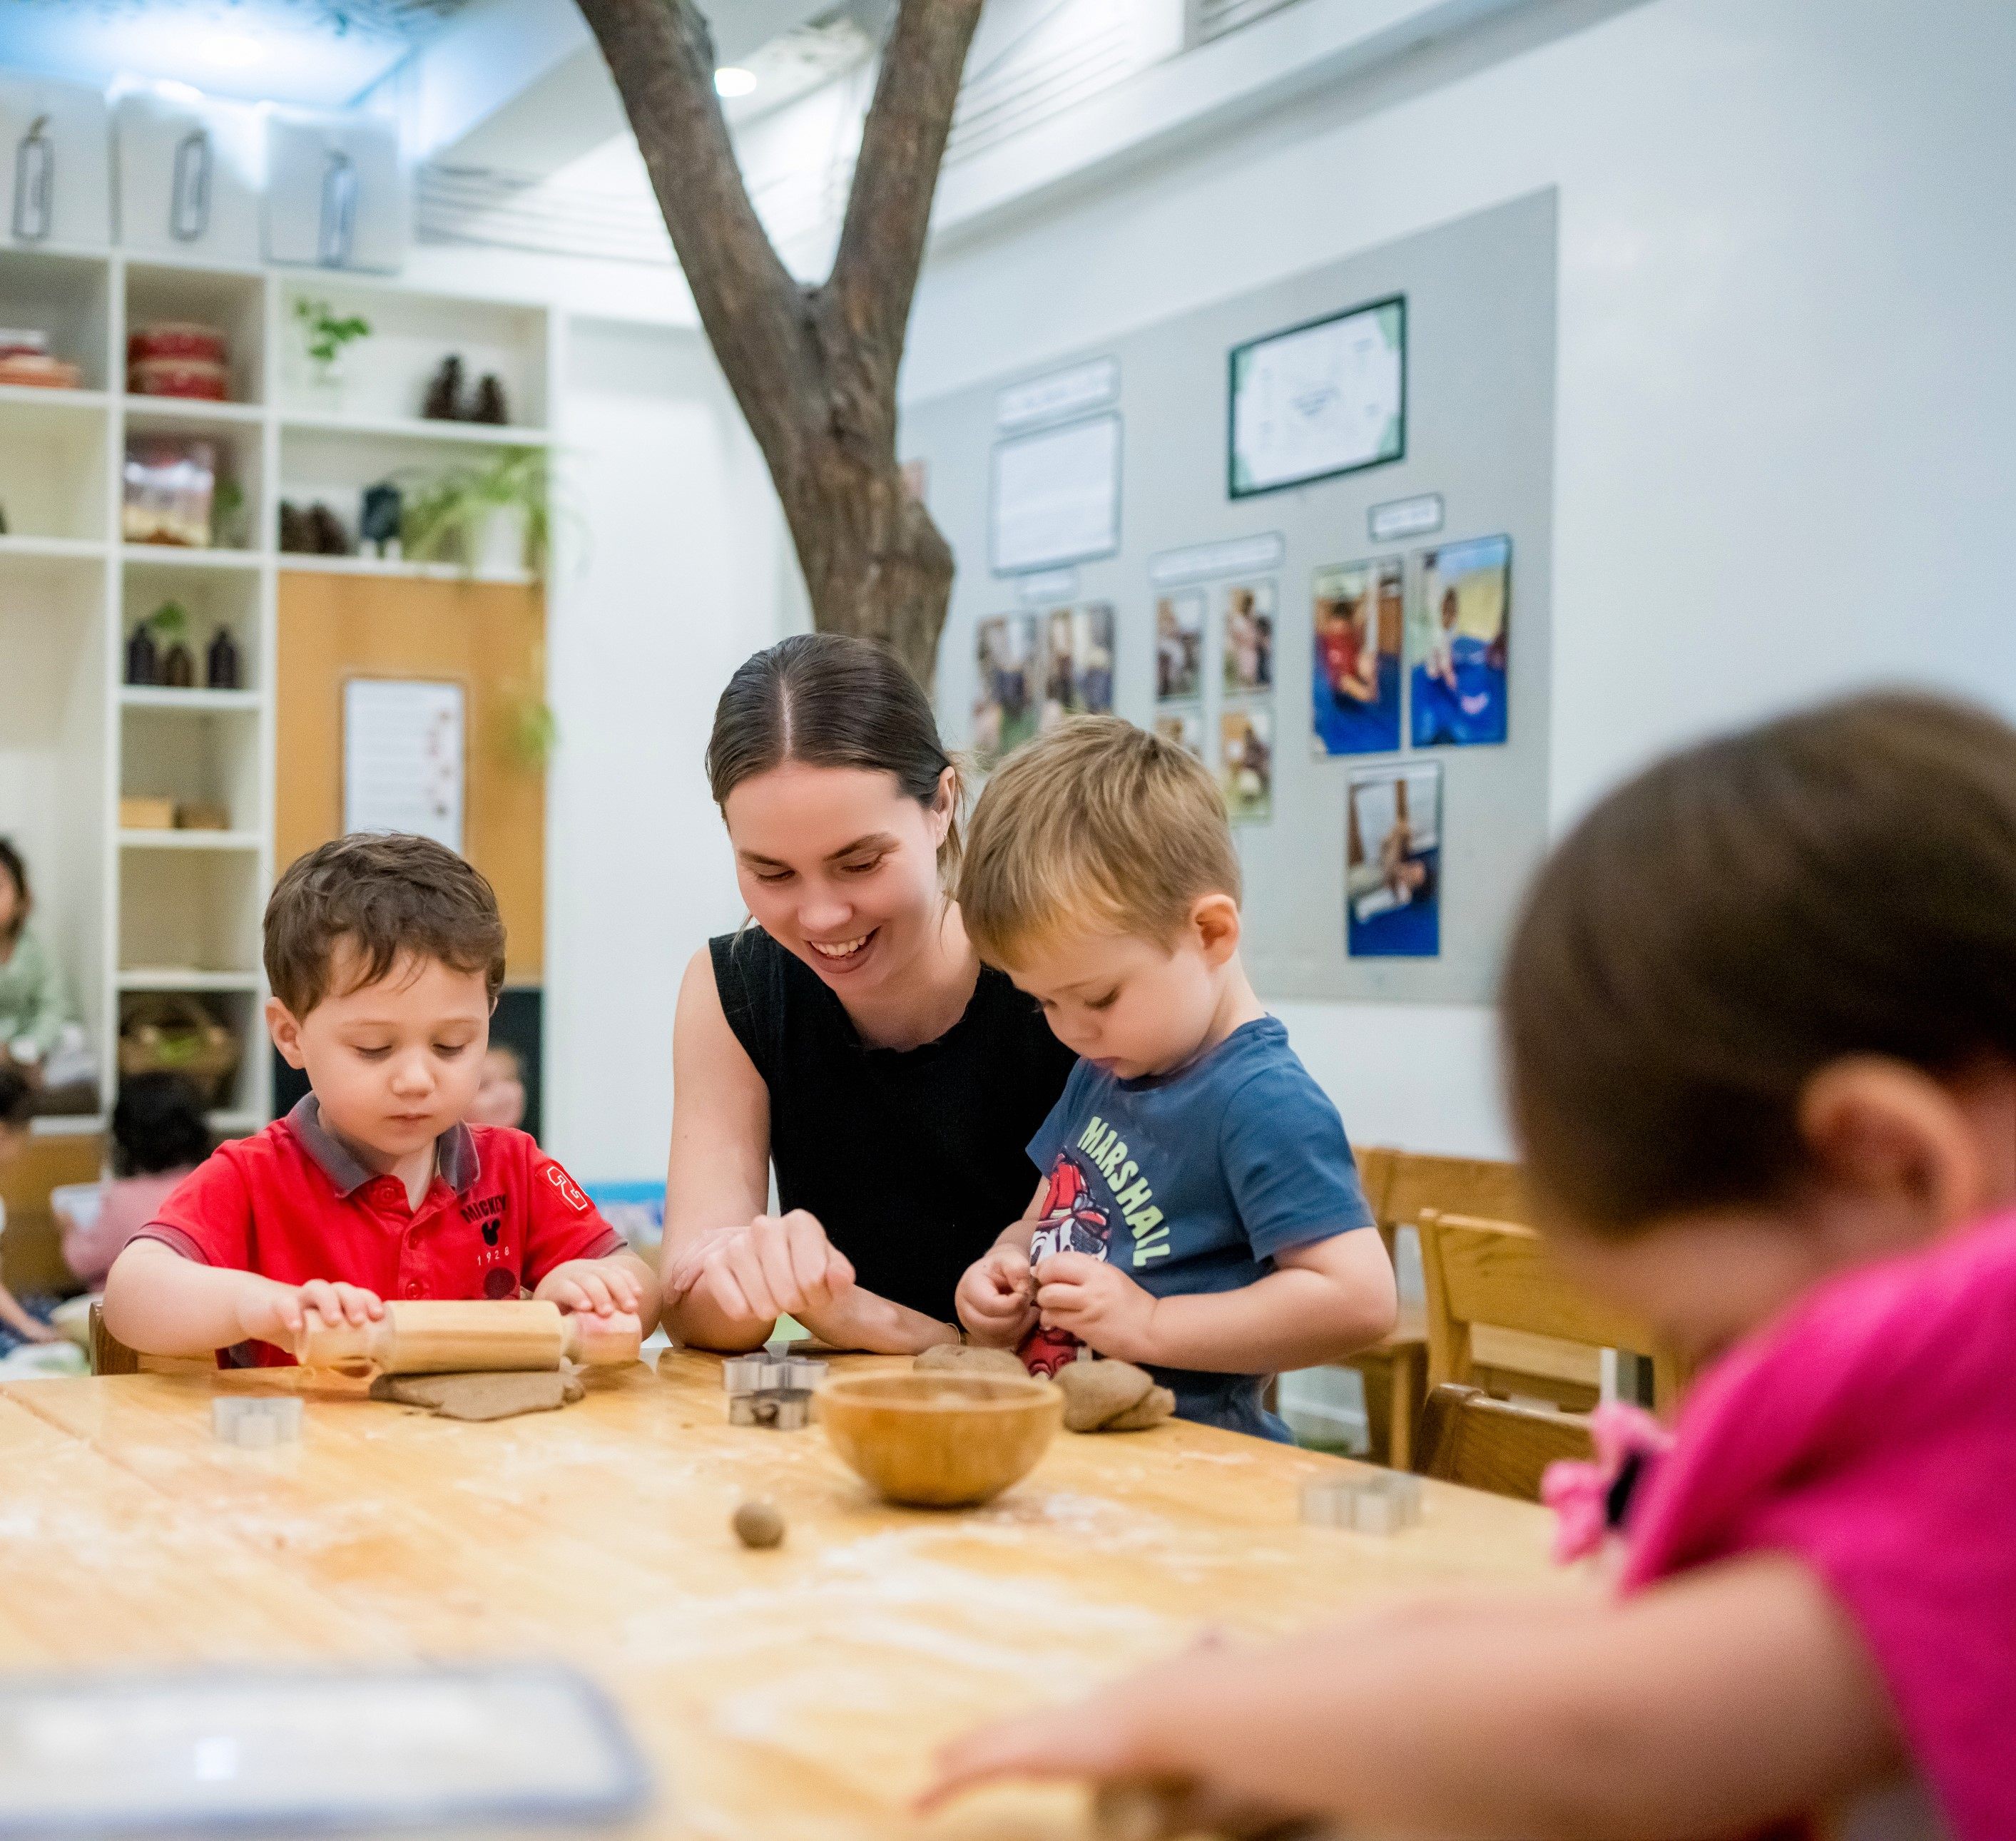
xmin=62 ymin=1170 xmax=194 ymax=1289
xmin=1622 ymin=1209 xmax=2016 ymax=1841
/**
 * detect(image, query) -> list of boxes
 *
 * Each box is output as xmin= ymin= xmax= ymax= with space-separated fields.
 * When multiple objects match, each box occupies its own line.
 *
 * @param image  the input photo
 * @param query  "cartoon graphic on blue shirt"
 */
xmin=1021 ymin=1016 xmax=1375 ymax=1440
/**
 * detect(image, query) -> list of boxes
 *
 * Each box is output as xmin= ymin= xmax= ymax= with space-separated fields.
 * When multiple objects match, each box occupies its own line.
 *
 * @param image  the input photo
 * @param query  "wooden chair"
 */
xmin=1337 ymin=1148 xmax=1527 ymax=1468
xmin=0 ymin=1128 xmax=103 ymax=1297
xmin=1417 ymin=1382 xmax=1592 ymax=1501
xmin=88 ymin=1300 xmax=140 ymax=1376
xmin=1418 ymin=1210 xmax=1684 ymax=1417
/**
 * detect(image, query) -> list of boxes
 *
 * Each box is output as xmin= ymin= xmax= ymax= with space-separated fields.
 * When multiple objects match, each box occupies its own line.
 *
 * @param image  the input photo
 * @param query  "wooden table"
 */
xmin=0 ymin=1352 xmax=1574 ymax=1839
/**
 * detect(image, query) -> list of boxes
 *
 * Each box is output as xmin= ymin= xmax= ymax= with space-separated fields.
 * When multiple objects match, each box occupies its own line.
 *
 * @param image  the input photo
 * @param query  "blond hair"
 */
xmin=958 ymin=716 xmax=1241 ymax=966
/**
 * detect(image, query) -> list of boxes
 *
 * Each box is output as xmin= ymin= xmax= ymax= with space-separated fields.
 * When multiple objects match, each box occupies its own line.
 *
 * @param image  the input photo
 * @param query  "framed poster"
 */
xmin=1228 ymin=295 xmax=1405 ymax=499
xmin=1346 ymin=762 xmax=1441 ymax=957
xmin=342 ymin=678 xmax=465 ymax=854
xmin=989 ymin=412 xmax=1122 ymax=575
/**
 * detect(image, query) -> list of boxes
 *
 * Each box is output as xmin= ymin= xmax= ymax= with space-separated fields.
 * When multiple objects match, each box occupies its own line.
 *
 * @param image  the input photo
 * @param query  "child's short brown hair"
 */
xmin=1502 ymin=691 xmax=2016 ymax=1235
xmin=958 ymin=716 xmax=1241 ymax=966
xmin=265 ymin=834 xmax=506 ymax=1018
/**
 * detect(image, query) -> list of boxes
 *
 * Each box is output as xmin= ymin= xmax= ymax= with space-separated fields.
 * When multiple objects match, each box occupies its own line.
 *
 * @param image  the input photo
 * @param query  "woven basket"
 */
xmin=117 ymin=994 xmax=240 ymax=1105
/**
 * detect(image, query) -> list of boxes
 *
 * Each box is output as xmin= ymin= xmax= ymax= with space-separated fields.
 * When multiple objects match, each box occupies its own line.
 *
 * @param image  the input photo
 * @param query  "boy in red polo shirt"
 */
xmin=103 ymin=835 xmax=656 ymax=1367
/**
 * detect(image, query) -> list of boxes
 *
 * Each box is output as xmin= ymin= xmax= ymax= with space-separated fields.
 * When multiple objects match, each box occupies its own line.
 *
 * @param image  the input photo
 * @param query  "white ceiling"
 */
xmin=0 ymin=0 xmax=479 ymax=107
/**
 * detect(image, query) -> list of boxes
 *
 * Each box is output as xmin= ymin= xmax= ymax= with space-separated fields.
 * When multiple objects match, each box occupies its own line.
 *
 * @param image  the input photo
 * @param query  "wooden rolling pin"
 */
xmin=295 ymin=1300 xmax=641 ymax=1379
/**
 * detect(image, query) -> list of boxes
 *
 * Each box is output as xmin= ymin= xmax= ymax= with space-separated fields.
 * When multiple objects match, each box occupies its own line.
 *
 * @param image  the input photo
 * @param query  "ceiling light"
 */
xmin=713 ymin=66 xmax=758 ymax=98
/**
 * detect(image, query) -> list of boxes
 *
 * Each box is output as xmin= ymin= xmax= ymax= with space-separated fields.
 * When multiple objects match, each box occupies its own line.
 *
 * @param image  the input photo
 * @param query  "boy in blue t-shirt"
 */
xmin=951 ymin=718 xmax=1398 ymax=1439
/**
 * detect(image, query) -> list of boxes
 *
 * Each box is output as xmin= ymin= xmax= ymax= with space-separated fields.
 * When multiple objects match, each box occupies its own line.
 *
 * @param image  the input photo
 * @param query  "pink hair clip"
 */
xmin=1541 ymin=1402 xmax=1671 ymax=1564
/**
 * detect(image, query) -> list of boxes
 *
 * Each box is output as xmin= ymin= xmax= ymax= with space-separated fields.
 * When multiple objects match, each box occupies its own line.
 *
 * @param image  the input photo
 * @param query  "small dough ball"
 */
xmin=1056 ymin=1358 xmax=1156 ymax=1432
xmin=915 ymin=1342 xmax=1027 ymax=1379
xmin=732 ymin=1499 xmax=785 ymax=1549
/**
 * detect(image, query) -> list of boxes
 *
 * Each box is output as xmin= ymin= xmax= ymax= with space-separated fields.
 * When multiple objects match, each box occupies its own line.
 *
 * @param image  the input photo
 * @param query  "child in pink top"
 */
xmin=61 ymin=1074 xmax=210 ymax=1290
xmin=921 ymin=690 xmax=2016 ymax=1840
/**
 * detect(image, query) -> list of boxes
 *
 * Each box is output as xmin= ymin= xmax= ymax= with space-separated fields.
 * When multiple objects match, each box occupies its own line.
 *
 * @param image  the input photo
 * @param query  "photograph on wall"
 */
xmin=1311 ymin=557 xmax=1403 ymax=755
xmin=973 ymin=612 xmax=1038 ymax=770
xmin=1155 ymin=590 xmax=1205 ymax=701
xmin=1228 ymin=295 xmax=1405 ymax=499
xmin=1038 ymin=601 xmax=1116 ymax=728
xmin=1346 ymin=761 xmax=1441 ymax=957
xmin=989 ymin=412 xmax=1122 ymax=576
xmin=1221 ymin=578 xmax=1276 ymax=695
xmin=1155 ymin=705 xmax=1203 ymax=759
xmin=1220 ymin=704 xmax=1274 ymax=824
xmin=1409 ymin=534 xmax=1510 ymax=748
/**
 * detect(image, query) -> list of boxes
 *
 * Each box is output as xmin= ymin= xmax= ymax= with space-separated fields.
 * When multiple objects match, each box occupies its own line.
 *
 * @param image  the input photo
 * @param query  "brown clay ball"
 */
xmin=732 ymin=1499 xmax=786 ymax=1549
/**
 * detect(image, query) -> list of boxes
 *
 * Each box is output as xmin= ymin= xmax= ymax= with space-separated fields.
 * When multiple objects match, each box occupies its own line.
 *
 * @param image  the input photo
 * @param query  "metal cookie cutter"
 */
xmin=211 ymin=1396 xmax=304 ymax=1449
xmin=722 ymin=1352 xmax=829 ymax=1397
xmin=728 ymin=1387 xmax=813 ymax=1430
xmin=1300 ymin=1471 xmax=1423 ymax=1534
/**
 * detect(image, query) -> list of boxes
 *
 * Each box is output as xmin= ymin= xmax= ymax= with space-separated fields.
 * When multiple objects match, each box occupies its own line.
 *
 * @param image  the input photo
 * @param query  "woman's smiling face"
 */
xmin=723 ymin=760 xmax=953 ymax=994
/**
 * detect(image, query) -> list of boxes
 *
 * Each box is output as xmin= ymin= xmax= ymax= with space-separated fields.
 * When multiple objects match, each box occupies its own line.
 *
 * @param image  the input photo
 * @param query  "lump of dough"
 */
xmin=915 ymin=1343 xmax=1027 ymax=1379
xmin=368 ymin=1369 xmax=584 ymax=1421
xmin=1055 ymin=1358 xmax=1174 ymax=1432
xmin=733 ymin=1499 xmax=786 ymax=1549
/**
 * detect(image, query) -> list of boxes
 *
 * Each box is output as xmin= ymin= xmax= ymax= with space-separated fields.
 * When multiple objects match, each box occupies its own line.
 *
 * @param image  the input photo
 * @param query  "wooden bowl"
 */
xmin=817 ymin=1371 xmax=1063 ymax=1508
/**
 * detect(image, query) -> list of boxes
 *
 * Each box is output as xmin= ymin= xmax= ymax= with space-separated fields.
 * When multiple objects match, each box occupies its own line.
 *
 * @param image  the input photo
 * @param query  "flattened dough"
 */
xmin=1054 ymin=1358 xmax=1174 ymax=1432
xmin=915 ymin=1343 xmax=1028 ymax=1380
xmin=369 ymin=1368 xmax=585 ymax=1421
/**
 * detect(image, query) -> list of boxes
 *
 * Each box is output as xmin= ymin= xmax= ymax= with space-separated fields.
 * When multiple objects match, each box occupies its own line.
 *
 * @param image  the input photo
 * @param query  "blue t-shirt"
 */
xmin=1024 ymin=1016 xmax=1375 ymax=1440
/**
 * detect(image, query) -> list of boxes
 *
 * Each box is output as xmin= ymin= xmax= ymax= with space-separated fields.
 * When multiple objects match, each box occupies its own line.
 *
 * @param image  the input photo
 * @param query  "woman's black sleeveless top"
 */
xmin=710 ymin=929 xmax=1076 ymax=1324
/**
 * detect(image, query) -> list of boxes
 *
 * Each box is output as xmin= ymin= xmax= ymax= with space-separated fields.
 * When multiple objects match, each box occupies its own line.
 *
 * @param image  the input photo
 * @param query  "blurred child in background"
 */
xmin=927 ymin=692 xmax=2016 ymax=1841
xmin=60 ymin=1073 xmax=212 ymax=1291
xmin=0 ymin=1069 xmax=58 ymax=1347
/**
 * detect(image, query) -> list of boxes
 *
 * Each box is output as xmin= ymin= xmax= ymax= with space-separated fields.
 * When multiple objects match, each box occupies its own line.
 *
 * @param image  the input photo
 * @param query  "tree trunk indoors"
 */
xmin=574 ymin=0 xmax=984 ymax=685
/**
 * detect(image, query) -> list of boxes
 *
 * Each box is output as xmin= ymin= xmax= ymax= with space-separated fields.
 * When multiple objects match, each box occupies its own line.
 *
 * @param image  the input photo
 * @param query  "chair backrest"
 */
xmin=1352 ymin=1145 xmax=1398 ymax=1250
xmin=1419 ymin=1210 xmax=1683 ymax=1412
xmin=1417 ymin=1382 xmax=1592 ymax=1501
xmin=88 ymin=1301 xmax=141 ymax=1377
xmin=1380 ymin=1151 xmax=1527 ymax=1232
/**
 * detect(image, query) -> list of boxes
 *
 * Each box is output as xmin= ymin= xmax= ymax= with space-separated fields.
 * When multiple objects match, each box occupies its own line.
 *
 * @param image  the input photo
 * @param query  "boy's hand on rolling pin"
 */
xmin=666 ymin=1210 xmax=855 ymax=1327
xmin=1034 ymin=1253 xmax=1159 ymax=1365
xmin=535 ymin=1259 xmax=644 ymax=1318
xmin=239 ymin=1278 xmax=385 ymax=1353
xmin=956 ymin=1245 xmax=1037 ymax=1346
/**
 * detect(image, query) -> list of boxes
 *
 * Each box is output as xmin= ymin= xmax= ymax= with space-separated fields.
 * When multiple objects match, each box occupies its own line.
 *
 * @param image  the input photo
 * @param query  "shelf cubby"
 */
xmin=123 ymin=260 xmax=267 ymax=407
xmin=121 ymin=410 xmax=266 ymax=555
xmin=0 ymin=249 xmax=113 ymax=391
xmin=119 ymin=700 xmax=262 ymax=835
xmin=275 ymin=275 xmax=547 ymax=429
xmin=118 ymin=842 xmax=265 ymax=978
xmin=120 ymin=555 xmax=263 ymax=688
xmin=0 ymin=388 xmax=109 ymax=541
xmin=115 ymin=984 xmax=264 ymax=1129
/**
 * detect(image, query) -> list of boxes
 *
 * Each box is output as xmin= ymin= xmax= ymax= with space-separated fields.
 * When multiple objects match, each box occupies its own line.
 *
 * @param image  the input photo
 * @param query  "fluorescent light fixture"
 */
xmin=713 ymin=66 xmax=758 ymax=98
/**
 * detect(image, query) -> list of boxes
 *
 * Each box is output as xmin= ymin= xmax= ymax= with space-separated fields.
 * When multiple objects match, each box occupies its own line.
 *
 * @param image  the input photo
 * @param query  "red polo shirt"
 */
xmin=138 ymin=1097 xmax=628 ymax=1367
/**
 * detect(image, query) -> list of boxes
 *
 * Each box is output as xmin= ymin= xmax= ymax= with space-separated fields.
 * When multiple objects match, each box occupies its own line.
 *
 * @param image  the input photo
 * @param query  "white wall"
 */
xmin=900 ymin=0 xmax=2016 ymax=1156
xmin=543 ymin=319 xmax=801 ymax=1178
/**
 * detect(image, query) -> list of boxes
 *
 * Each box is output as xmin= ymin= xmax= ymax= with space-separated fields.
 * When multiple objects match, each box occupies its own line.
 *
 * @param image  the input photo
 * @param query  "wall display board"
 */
xmin=911 ymin=190 xmax=1556 ymax=1002
xmin=989 ymin=412 xmax=1122 ymax=574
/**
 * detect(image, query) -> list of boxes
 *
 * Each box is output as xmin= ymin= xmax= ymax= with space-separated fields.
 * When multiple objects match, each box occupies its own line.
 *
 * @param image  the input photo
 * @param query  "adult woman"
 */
xmin=663 ymin=635 xmax=1076 ymax=1352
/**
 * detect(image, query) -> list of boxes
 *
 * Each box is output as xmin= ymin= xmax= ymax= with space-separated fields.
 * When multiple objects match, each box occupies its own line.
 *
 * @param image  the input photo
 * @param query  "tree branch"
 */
xmin=574 ymin=0 xmax=816 ymax=463
xmin=828 ymin=0 xmax=984 ymax=382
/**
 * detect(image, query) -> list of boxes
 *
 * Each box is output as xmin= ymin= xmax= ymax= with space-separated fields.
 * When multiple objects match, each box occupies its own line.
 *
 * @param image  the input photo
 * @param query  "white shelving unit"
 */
xmin=0 ymin=241 xmax=557 ymax=1138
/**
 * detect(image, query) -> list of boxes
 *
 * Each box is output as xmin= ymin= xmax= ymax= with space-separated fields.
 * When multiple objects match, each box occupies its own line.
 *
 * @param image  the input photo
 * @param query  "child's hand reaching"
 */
xmin=956 ymin=1243 xmax=1037 ymax=1346
xmin=536 ymin=1258 xmax=644 ymax=1318
xmin=238 ymin=1278 xmax=385 ymax=1353
xmin=1034 ymin=1253 xmax=1158 ymax=1365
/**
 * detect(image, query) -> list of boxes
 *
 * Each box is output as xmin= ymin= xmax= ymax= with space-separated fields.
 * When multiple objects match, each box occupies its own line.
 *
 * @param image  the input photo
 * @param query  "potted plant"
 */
xmin=294 ymin=297 xmax=371 ymax=411
xmin=402 ymin=447 xmax=550 ymax=580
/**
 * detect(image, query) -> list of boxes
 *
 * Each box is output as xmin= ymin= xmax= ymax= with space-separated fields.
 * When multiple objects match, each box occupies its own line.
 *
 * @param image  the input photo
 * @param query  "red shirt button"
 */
xmin=404 ymin=1281 xmax=422 ymax=1297
xmin=407 ymin=1228 xmax=421 ymax=1249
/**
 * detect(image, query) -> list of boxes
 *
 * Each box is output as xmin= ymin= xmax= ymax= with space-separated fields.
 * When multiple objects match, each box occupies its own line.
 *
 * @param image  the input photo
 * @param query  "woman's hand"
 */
xmin=664 ymin=1209 xmax=856 ymax=1327
xmin=955 ymin=1243 xmax=1037 ymax=1346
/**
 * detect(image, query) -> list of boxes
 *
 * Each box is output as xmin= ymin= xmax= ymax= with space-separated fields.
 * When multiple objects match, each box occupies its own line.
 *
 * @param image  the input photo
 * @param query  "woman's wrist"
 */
xmin=803 ymin=1285 xmax=958 ymax=1355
